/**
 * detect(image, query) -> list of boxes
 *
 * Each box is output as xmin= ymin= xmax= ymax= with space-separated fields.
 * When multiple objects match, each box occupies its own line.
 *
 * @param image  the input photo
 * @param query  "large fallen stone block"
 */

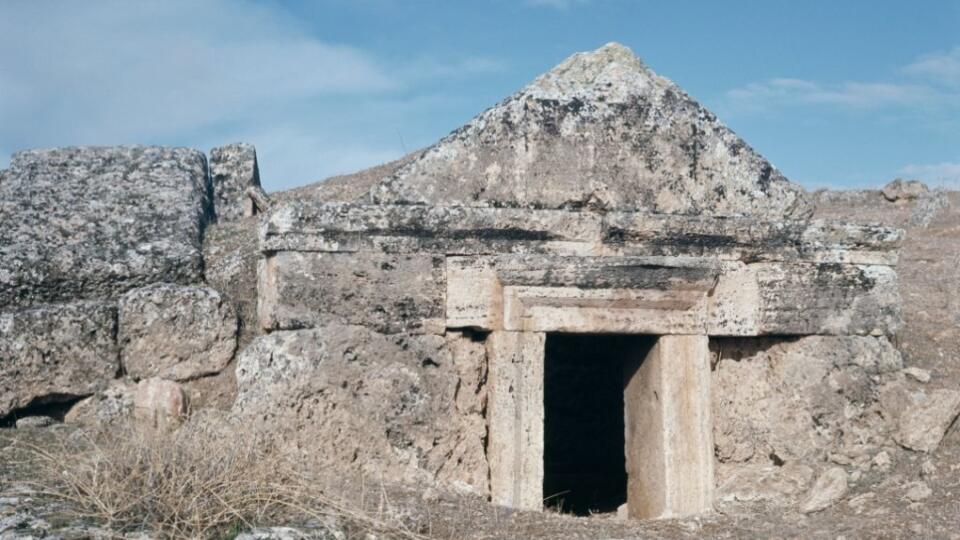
xmin=233 ymin=325 xmax=489 ymax=492
xmin=118 ymin=283 xmax=237 ymax=381
xmin=0 ymin=302 xmax=119 ymax=417
xmin=0 ymin=146 xmax=210 ymax=308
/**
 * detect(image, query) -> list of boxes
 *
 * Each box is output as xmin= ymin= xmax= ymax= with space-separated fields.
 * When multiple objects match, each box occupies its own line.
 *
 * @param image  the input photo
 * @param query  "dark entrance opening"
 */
xmin=543 ymin=333 xmax=655 ymax=515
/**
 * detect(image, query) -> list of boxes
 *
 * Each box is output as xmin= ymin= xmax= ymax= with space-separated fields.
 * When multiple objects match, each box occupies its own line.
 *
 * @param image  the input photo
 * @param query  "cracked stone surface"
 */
xmin=0 ymin=146 xmax=210 ymax=309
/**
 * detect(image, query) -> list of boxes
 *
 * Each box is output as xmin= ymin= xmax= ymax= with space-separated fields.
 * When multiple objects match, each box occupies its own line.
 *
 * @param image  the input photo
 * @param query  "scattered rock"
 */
xmin=895 ymin=389 xmax=960 ymax=452
xmin=616 ymin=503 xmax=629 ymax=520
xmin=903 ymin=367 xmax=931 ymax=383
xmin=717 ymin=463 xmax=814 ymax=503
xmin=133 ymin=378 xmax=188 ymax=430
xmin=799 ymin=467 xmax=849 ymax=514
xmin=14 ymin=416 xmax=55 ymax=429
xmin=119 ymin=283 xmax=237 ymax=381
xmin=64 ymin=380 xmax=136 ymax=427
xmin=882 ymin=179 xmax=928 ymax=202
xmin=903 ymin=481 xmax=933 ymax=502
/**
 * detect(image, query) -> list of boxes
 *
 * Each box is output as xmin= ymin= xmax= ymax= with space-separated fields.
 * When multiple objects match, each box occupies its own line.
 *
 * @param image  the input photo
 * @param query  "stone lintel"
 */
xmin=447 ymin=255 xmax=719 ymax=333
xmin=625 ymin=334 xmax=713 ymax=519
xmin=260 ymin=202 xmax=901 ymax=266
xmin=447 ymin=256 xmax=900 ymax=336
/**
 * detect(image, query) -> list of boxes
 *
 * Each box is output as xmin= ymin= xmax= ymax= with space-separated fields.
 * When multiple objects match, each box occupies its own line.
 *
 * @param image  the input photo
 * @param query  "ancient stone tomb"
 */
xmin=236 ymin=43 xmax=905 ymax=520
xmin=254 ymin=201 xmax=900 ymax=519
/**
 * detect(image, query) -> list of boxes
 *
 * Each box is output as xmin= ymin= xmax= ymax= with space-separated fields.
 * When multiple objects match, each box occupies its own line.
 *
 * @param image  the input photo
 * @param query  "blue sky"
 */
xmin=1 ymin=0 xmax=958 ymax=192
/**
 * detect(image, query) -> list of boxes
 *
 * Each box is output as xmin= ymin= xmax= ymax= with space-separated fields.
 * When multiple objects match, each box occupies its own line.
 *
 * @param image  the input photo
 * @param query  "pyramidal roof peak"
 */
xmin=526 ymin=42 xmax=664 ymax=102
xmin=369 ymin=44 xmax=811 ymax=219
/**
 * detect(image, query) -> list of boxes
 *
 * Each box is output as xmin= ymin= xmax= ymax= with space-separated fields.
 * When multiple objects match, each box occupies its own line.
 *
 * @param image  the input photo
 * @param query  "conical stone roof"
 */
xmin=371 ymin=43 xmax=811 ymax=218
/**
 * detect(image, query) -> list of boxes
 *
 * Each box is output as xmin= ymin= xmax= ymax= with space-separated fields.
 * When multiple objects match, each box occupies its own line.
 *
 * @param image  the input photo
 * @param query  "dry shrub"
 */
xmin=19 ymin=422 xmax=428 ymax=539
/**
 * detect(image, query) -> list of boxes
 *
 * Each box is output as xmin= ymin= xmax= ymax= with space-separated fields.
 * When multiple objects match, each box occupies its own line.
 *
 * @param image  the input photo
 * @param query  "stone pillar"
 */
xmin=624 ymin=334 xmax=713 ymax=519
xmin=487 ymin=331 xmax=545 ymax=510
xmin=209 ymin=143 xmax=262 ymax=222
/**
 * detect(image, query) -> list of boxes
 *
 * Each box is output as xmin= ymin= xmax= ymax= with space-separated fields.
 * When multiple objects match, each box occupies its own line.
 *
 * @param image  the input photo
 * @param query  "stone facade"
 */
xmin=235 ymin=43 xmax=906 ymax=520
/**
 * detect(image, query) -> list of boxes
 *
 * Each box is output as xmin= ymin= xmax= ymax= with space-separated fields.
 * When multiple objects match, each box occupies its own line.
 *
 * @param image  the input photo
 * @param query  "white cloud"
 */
xmin=525 ymin=0 xmax=590 ymax=10
xmin=904 ymin=47 xmax=960 ymax=88
xmin=727 ymin=78 xmax=938 ymax=111
xmin=0 ymin=0 xmax=502 ymax=190
xmin=725 ymin=47 xmax=960 ymax=115
xmin=0 ymin=1 xmax=395 ymax=143
xmin=899 ymin=162 xmax=960 ymax=188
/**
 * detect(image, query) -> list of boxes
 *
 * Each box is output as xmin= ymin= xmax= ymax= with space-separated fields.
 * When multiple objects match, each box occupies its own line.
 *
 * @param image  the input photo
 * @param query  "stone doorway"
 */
xmin=487 ymin=331 xmax=714 ymax=519
xmin=542 ymin=333 xmax=655 ymax=515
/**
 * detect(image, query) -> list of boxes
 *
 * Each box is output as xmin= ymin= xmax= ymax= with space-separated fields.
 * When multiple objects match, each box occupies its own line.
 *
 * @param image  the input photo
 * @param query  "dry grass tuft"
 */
xmin=17 ymin=422 xmax=428 ymax=539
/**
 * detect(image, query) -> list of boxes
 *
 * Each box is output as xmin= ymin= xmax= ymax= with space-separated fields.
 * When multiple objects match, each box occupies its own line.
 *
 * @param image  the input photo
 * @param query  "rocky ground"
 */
xmin=2 ymin=186 xmax=958 ymax=539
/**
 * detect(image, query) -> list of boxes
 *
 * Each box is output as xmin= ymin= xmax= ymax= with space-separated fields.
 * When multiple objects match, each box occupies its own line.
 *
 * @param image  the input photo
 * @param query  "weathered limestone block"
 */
xmin=709 ymin=262 xmax=901 ymax=336
xmin=0 ymin=302 xmax=118 ymax=418
xmin=625 ymin=335 xmax=713 ymax=519
xmin=371 ymin=43 xmax=811 ymax=219
xmin=209 ymin=143 xmax=262 ymax=221
xmin=0 ymin=146 xmax=210 ymax=309
xmin=263 ymin=201 xmax=901 ymax=265
xmin=752 ymin=262 xmax=901 ymax=336
xmin=258 ymin=251 xmax=445 ymax=334
xmin=486 ymin=331 xmax=545 ymax=510
xmin=711 ymin=336 xmax=902 ymax=468
xmin=203 ymin=217 xmax=260 ymax=348
xmin=119 ymin=284 xmax=237 ymax=381
xmin=233 ymin=325 xmax=489 ymax=491
xmin=261 ymin=202 xmax=602 ymax=255
xmin=604 ymin=212 xmax=902 ymax=266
